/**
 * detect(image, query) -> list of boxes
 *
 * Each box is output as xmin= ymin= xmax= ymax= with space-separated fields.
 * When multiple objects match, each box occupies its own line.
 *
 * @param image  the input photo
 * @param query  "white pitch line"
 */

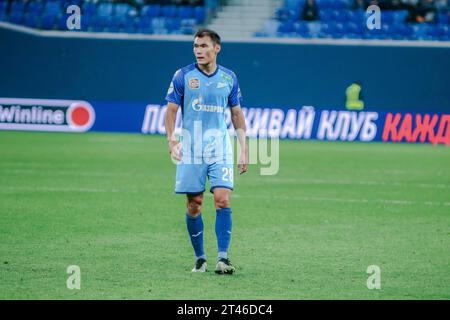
xmin=0 ymin=169 xmax=126 ymax=177
xmin=0 ymin=186 xmax=133 ymax=193
xmin=231 ymin=194 xmax=450 ymax=207
xmin=258 ymin=177 xmax=450 ymax=189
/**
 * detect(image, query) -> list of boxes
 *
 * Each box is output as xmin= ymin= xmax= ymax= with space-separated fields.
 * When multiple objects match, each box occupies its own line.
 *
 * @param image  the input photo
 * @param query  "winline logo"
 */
xmin=0 ymin=98 xmax=95 ymax=132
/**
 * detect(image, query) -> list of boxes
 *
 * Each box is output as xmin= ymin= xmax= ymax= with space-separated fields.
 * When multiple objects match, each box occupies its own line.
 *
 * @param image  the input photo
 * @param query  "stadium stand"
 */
xmin=0 ymin=0 xmax=207 ymax=34
xmin=256 ymin=0 xmax=450 ymax=41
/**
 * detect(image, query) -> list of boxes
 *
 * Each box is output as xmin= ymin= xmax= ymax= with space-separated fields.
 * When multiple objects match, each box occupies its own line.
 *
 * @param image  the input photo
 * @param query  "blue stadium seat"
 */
xmin=122 ymin=17 xmax=138 ymax=33
xmin=348 ymin=10 xmax=364 ymax=23
xmin=23 ymin=12 xmax=40 ymax=28
xmin=97 ymin=2 xmax=114 ymax=17
xmin=285 ymin=0 xmax=304 ymax=11
xmin=11 ymin=1 xmax=26 ymax=13
xmin=9 ymin=11 xmax=24 ymax=24
xmin=62 ymin=0 xmax=82 ymax=7
xmin=141 ymin=4 xmax=161 ymax=18
xmin=178 ymin=6 xmax=194 ymax=19
xmin=194 ymin=6 xmax=206 ymax=23
xmin=0 ymin=1 xmax=7 ymax=20
xmin=162 ymin=5 xmax=177 ymax=18
xmin=40 ymin=14 xmax=57 ymax=30
xmin=332 ymin=9 xmax=347 ymax=22
xmin=262 ymin=19 xmax=280 ymax=37
xmin=115 ymin=3 xmax=132 ymax=17
xmin=153 ymin=28 xmax=169 ymax=35
xmin=411 ymin=23 xmax=429 ymax=38
xmin=346 ymin=22 xmax=363 ymax=36
xmin=316 ymin=0 xmax=332 ymax=10
xmin=43 ymin=1 xmax=61 ymax=15
xmin=392 ymin=10 xmax=408 ymax=24
xmin=331 ymin=22 xmax=345 ymax=38
xmin=427 ymin=24 xmax=446 ymax=38
xmin=331 ymin=0 xmax=350 ymax=9
xmin=437 ymin=12 xmax=449 ymax=24
xmin=180 ymin=18 xmax=196 ymax=28
xmin=165 ymin=18 xmax=181 ymax=32
xmin=278 ymin=20 xmax=294 ymax=33
xmin=319 ymin=9 xmax=332 ymax=22
xmin=95 ymin=15 xmax=112 ymax=31
xmin=152 ymin=17 xmax=166 ymax=29
xmin=137 ymin=16 xmax=152 ymax=34
xmin=26 ymin=1 xmax=44 ymax=14
xmin=82 ymin=1 xmax=97 ymax=16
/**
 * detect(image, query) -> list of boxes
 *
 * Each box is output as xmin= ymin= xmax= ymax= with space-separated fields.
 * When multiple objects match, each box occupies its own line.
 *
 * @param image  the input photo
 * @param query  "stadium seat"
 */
xmin=333 ymin=0 xmax=350 ymax=9
xmin=152 ymin=17 xmax=166 ymax=30
xmin=332 ymin=9 xmax=347 ymax=22
xmin=26 ymin=1 xmax=44 ymax=15
xmin=43 ymin=1 xmax=61 ymax=16
xmin=178 ymin=6 xmax=194 ymax=19
xmin=11 ymin=1 xmax=26 ymax=13
xmin=23 ymin=12 xmax=40 ymax=28
xmin=40 ymin=14 xmax=57 ymax=30
xmin=165 ymin=18 xmax=181 ymax=32
xmin=62 ymin=0 xmax=82 ymax=7
xmin=437 ymin=12 xmax=449 ymax=24
xmin=141 ymin=5 xmax=161 ymax=18
xmin=392 ymin=10 xmax=409 ymax=24
xmin=97 ymin=2 xmax=114 ymax=17
xmin=285 ymin=0 xmax=304 ymax=11
xmin=194 ymin=6 xmax=206 ymax=23
xmin=123 ymin=17 xmax=138 ymax=33
xmin=9 ymin=11 xmax=24 ymax=24
xmin=316 ymin=0 xmax=332 ymax=10
xmin=180 ymin=18 xmax=196 ymax=28
xmin=278 ymin=20 xmax=294 ymax=33
xmin=82 ymin=1 xmax=97 ymax=16
xmin=162 ymin=5 xmax=177 ymax=18
xmin=0 ymin=1 xmax=7 ymax=20
xmin=319 ymin=9 xmax=332 ymax=22
xmin=262 ymin=19 xmax=281 ymax=37
xmin=137 ymin=16 xmax=152 ymax=34
xmin=348 ymin=10 xmax=364 ymax=23
xmin=115 ymin=3 xmax=132 ymax=17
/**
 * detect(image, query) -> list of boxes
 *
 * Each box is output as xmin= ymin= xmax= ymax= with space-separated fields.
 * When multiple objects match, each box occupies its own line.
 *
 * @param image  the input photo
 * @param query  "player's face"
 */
xmin=193 ymin=36 xmax=220 ymax=66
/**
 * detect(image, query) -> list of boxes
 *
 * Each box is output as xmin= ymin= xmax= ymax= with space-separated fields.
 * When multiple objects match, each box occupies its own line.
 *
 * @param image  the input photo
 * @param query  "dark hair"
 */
xmin=194 ymin=28 xmax=221 ymax=45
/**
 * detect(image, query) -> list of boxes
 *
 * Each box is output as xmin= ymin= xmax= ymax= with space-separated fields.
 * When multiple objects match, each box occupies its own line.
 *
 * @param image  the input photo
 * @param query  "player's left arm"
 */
xmin=230 ymin=105 xmax=248 ymax=175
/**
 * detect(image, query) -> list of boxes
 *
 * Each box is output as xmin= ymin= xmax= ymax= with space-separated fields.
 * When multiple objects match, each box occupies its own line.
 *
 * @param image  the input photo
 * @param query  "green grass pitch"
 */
xmin=0 ymin=131 xmax=449 ymax=299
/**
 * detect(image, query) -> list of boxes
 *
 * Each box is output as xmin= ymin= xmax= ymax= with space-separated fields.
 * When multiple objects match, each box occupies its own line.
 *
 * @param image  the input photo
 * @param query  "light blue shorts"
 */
xmin=175 ymin=162 xmax=234 ymax=194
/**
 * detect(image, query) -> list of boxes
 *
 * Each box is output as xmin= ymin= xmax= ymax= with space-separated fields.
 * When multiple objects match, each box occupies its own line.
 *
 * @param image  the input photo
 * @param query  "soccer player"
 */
xmin=164 ymin=29 xmax=248 ymax=275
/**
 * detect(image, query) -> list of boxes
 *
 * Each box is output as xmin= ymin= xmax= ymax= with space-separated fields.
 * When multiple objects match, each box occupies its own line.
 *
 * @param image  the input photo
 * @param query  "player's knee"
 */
xmin=214 ymin=195 xmax=230 ymax=209
xmin=187 ymin=195 xmax=203 ymax=216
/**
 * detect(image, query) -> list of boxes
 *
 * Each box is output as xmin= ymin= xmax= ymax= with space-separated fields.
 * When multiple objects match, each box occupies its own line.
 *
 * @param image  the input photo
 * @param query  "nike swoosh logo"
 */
xmin=227 ymin=231 xmax=231 ymax=234
xmin=192 ymin=231 xmax=203 ymax=238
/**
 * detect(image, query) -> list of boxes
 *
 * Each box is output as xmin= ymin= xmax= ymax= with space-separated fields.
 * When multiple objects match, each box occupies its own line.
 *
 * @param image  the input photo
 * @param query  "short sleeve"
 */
xmin=228 ymin=72 xmax=243 ymax=108
xmin=165 ymin=69 xmax=184 ymax=105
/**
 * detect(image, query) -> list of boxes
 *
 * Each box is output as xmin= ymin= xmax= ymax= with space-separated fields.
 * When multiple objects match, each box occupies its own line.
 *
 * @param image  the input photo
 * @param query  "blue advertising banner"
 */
xmin=1 ymin=98 xmax=448 ymax=145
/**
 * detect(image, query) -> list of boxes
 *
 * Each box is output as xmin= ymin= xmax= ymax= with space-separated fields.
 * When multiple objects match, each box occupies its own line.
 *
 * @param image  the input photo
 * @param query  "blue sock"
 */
xmin=215 ymin=207 xmax=232 ymax=260
xmin=186 ymin=213 xmax=205 ymax=260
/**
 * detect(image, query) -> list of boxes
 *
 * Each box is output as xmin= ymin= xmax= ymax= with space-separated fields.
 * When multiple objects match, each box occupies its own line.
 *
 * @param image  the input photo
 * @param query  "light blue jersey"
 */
xmin=166 ymin=63 xmax=243 ymax=194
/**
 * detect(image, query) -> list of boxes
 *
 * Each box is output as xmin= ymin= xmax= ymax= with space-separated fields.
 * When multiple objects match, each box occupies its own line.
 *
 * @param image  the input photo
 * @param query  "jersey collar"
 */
xmin=195 ymin=63 xmax=219 ymax=78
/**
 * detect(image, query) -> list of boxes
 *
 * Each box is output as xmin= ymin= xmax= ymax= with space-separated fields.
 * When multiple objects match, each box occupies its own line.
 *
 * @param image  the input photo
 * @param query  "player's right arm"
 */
xmin=164 ymin=102 xmax=181 ymax=161
xmin=164 ymin=69 xmax=184 ymax=161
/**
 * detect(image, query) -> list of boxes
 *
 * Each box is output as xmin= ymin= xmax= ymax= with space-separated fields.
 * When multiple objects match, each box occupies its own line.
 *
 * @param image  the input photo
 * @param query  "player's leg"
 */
xmin=208 ymin=163 xmax=236 ymax=274
xmin=175 ymin=162 xmax=208 ymax=272
xmin=186 ymin=193 xmax=207 ymax=272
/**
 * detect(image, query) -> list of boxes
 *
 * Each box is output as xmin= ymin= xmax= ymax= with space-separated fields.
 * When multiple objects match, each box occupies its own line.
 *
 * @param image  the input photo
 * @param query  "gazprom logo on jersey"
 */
xmin=0 ymin=98 xmax=95 ymax=132
xmin=191 ymin=97 xmax=224 ymax=113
